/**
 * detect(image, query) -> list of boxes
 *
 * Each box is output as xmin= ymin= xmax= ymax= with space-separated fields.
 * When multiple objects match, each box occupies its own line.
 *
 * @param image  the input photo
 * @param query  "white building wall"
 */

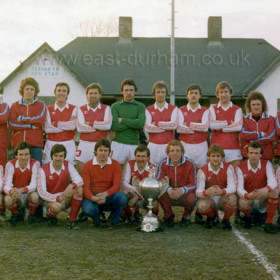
xmin=2 ymin=51 xmax=87 ymax=106
xmin=255 ymin=64 xmax=280 ymax=117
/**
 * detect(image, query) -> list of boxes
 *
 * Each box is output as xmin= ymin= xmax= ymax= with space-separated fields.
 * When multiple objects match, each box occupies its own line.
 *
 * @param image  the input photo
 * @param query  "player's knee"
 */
xmin=238 ymin=198 xmax=250 ymax=211
xmin=269 ymin=189 xmax=279 ymax=198
xmin=75 ymin=186 xmax=83 ymax=197
xmin=29 ymin=192 xmax=40 ymax=204
xmin=49 ymin=202 xmax=62 ymax=214
xmin=4 ymin=195 xmax=15 ymax=207
xmin=226 ymin=194 xmax=237 ymax=207
xmin=197 ymin=199 xmax=210 ymax=213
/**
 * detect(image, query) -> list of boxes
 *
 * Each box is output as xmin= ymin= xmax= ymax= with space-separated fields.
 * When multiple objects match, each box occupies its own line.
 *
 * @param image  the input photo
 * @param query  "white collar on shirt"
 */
xmin=15 ymin=160 xmax=31 ymax=171
xmin=154 ymin=101 xmax=168 ymax=111
xmin=92 ymin=157 xmax=112 ymax=168
xmin=187 ymin=103 xmax=201 ymax=112
xmin=54 ymin=102 xmax=69 ymax=111
xmin=87 ymin=103 xmax=101 ymax=112
xmin=133 ymin=162 xmax=150 ymax=174
xmin=247 ymin=160 xmax=261 ymax=172
xmin=50 ymin=161 xmax=65 ymax=174
xmin=217 ymin=101 xmax=233 ymax=111
xmin=208 ymin=161 xmax=224 ymax=174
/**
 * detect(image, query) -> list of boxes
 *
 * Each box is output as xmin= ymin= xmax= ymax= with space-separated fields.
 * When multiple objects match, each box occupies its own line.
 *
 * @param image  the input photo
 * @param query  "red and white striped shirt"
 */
xmin=76 ymin=103 xmax=112 ymax=142
xmin=196 ymin=162 xmax=236 ymax=198
xmin=37 ymin=161 xmax=83 ymax=202
xmin=237 ymin=159 xmax=276 ymax=199
xmin=4 ymin=158 xmax=40 ymax=194
xmin=145 ymin=102 xmax=178 ymax=144
xmin=241 ymin=113 xmax=275 ymax=160
xmin=209 ymin=102 xmax=242 ymax=149
xmin=45 ymin=103 xmax=77 ymax=142
xmin=0 ymin=102 xmax=9 ymax=149
xmin=122 ymin=160 xmax=155 ymax=193
xmin=177 ymin=103 xmax=209 ymax=144
xmin=9 ymin=98 xmax=46 ymax=147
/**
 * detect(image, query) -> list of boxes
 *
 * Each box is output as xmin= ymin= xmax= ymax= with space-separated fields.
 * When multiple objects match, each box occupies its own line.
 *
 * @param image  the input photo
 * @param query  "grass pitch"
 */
xmin=0 ymin=211 xmax=279 ymax=280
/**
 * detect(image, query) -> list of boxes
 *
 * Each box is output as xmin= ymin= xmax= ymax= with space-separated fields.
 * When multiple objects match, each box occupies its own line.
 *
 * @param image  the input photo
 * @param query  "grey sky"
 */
xmin=0 ymin=0 xmax=279 ymax=81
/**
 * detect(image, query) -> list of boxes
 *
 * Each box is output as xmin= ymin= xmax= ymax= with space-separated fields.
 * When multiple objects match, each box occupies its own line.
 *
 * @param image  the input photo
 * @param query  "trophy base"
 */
xmin=140 ymin=214 xmax=161 ymax=232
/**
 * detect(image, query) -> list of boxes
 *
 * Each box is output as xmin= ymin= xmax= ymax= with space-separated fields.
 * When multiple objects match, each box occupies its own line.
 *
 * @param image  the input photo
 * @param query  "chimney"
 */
xmin=119 ymin=16 xmax=132 ymax=41
xmin=208 ymin=16 xmax=222 ymax=41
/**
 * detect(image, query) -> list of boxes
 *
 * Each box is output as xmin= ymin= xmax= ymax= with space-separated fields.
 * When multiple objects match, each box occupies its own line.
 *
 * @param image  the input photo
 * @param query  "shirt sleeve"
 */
xmin=45 ymin=108 xmax=63 ymax=133
xmin=196 ymin=169 xmax=206 ymax=198
xmin=181 ymin=161 xmax=196 ymax=194
xmin=266 ymin=161 xmax=277 ymax=190
xmin=106 ymin=162 xmax=122 ymax=196
xmin=3 ymin=162 xmax=15 ymax=194
xmin=9 ymin=103 xmax=34 ymax=130
xmin=223 ymin=165 xmax=237 ymax=194
xmin=0 ymin=103 xmax=10 ymax=123
xmin=37 ymin=168 xmax=59 ymax=202
xmin=68 ymin=163 xmax=84 ymax=187
xmin=144 ymin=109 xmax=164 ymax=133
xmin=222 ymin=108 xmax=243 ymax=132
xmin=76 ymin=107 xmax=96 ymax=133
xmin=209 ymin=106 xmax=228 ymax=130
xmin=111 ymin=104 xmax=129 ymax=132
xmin=236 ymin=167 xmax=247 ymax=198
xmin=176 ymin=109 xmax=194 ymax=134
xmin=257 ymin=117 xmax=276 ymax=145
xmin=93 ymin=106 xmax=112 ymax=130
xmin=120 ymin=103 xmax=146 ymax=129
xmin=57 ymin=107 xmax=77 ymax=131
xmin=158 ymin=107 xmax=178 ymax=130
xmin=24 ymin=161 xmax=40 ymax=193
xmin=190 ymin=109 xmax=209 ymax=132
xmin=122 ymin=162 xmax=136 ymax=192
xmin=19 ymin=101 xmax=46 ymax=125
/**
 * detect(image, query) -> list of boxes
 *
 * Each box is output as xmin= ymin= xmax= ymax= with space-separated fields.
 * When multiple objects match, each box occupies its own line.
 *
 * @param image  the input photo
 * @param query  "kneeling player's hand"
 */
xmin=168 ymin=188 xmax=183 ymax=200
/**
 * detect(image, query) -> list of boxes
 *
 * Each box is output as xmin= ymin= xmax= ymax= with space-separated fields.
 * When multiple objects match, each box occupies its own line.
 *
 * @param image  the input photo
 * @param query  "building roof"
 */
xmin=57 ymin=36 xmax=280 ymax=97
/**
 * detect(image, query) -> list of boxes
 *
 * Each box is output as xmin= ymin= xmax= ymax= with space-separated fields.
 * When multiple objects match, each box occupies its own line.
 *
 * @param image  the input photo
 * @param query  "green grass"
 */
xmin=0 ymin=210 xmax=279 ymax=280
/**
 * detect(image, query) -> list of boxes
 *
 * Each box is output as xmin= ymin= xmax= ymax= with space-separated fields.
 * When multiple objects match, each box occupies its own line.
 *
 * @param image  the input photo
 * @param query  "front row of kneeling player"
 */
xmin=0 ymin=139 xmax=279 ymax=233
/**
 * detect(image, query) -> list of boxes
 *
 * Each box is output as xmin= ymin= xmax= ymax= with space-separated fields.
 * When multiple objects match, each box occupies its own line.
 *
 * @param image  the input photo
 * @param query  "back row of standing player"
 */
xmin=0 ymin=77 xmax=278 ymax=170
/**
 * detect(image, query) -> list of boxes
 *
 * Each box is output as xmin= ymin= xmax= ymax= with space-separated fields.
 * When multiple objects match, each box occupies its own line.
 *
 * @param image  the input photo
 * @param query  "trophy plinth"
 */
xmin=134 ymin=167 xmax=166 ymax=232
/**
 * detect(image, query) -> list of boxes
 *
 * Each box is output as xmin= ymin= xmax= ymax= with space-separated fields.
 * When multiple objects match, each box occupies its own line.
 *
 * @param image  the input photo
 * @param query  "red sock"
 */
xmin=242 ymin=209 xmax=251 ymax=217
xmin=265 ymin=197 xmax=279 ymax=224
xmin=69 ymin=195 xmax=83 ymax=221
xmin=182 ymin=207 xmax=190 ymax=219
xmin=200 ymin=208 xmax=216 ymax=218
xmin=223 ymin=204 xmax=235 ymax=220
xmin=0 ymin=204 xmax=5 ymax=214
xmin=28 ymin=202 xmax=40 ymax=215
xmin=152 ymin=207 xmax=159 ymax=216
xmin=125 ymin=205 xmax=132 ymax=214
xmin=9 ymin=204 xmax=18 ymax=215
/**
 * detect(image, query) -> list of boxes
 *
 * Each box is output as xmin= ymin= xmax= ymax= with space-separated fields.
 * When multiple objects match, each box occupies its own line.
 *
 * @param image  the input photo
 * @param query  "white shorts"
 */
xmin=44 ymin=139 xmax=76 ymax=165
xmin=181 ymin=141 xmax=208 ymax=168
xmin=20 ymin=193 xmax=29 ymax=206
xmin=224 ymin=149 xmax=242 ymax=163
xmin=252 ymin=200 xmax=267 ymax=213
xmin=148 ymin=142 xmax=168 ymax=167
xmin=76 ymin=140 xmax=96 ymax=163
xmin=111 ymin=141 xmax=138 ymax=164
xmin=211 ymin=195 xmax=221 ymax=208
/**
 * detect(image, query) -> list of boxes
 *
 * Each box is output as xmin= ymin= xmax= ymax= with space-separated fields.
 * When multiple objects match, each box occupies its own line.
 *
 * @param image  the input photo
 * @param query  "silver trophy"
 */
xmin=133 ymin=167 xmax=168 ymax=232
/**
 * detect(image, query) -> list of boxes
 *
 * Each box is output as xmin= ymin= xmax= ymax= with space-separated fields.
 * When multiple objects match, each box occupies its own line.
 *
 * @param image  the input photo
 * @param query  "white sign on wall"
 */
xmin=31 ymin=66 xmax=60 ymax=77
